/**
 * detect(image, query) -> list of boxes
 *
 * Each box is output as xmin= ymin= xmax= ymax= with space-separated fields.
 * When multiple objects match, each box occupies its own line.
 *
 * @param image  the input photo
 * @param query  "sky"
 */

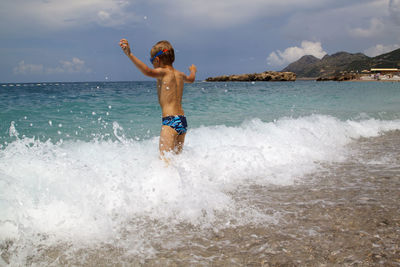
xmin=1 ymin=0 xmax=399 ymax=82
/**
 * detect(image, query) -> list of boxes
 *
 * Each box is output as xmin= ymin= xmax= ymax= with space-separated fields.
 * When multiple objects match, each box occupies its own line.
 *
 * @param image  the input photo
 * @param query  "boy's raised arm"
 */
xmin=119 ymin=39 xmax=164 ymax=78
xmin=184 ymin=64 xmax=197 ymax=83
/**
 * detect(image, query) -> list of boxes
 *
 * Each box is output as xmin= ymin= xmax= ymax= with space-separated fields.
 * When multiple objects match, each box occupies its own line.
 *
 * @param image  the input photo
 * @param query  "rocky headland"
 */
xmin=205 ymin=71 xmax=296 ymax=82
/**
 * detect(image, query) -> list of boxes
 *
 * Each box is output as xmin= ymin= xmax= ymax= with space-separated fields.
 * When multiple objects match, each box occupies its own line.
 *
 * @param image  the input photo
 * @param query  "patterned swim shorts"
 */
xmin=161 ymin=115 xmax=188 ymax=135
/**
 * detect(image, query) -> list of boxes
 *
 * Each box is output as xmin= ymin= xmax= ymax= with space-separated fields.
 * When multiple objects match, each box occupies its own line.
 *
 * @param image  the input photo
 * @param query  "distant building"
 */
xmin=365 ymin=68 xmax=400 ymax=81
xmin=358 ymin=68 xmax=400 ymax=81
xmin=370 ymin=68 xmax=399 ymax=75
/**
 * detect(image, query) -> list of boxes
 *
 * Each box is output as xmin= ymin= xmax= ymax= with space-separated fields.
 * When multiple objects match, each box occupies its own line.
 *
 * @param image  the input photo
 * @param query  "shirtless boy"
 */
xmin=119 ymin=39 xmax=197 ymax=159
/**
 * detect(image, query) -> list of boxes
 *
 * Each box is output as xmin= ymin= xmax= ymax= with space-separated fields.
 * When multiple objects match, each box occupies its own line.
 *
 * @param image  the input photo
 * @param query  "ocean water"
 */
xmin=1 ymin=81 xmax=400 ymax=265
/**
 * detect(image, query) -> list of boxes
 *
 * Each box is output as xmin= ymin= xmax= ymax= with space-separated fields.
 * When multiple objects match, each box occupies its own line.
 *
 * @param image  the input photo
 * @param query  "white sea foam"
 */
xmin=1 ymin=115 xmax=400 ymax=262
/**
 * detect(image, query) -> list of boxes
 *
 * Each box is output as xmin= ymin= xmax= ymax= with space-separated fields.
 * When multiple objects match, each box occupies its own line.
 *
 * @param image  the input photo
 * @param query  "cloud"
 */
xmin=267 ymin=41 xmax=327 ymax=67
xmin=149 ymin=0 xmax=355 ymax=29
xmin=0 ymin=0 xmax=138 ymax=32
xmin=389 ymin=0 xmax=400 ymax=25
xmin=282 ymin=1 xmax=391 ymax=44
xmin=13 ymin=57 xmax=91 ymax=75
xmin=0 ymin=0 xmax=388 ymax=35
xmin=364 ymin=44 xmax=400 ymax=57
xmin=46 ymin=58 xmax=92 ymax=74
xmin=349 ymin=18 xmax=385 ymax=38
xmin=13 ymin=61 xmax=44 ymax=75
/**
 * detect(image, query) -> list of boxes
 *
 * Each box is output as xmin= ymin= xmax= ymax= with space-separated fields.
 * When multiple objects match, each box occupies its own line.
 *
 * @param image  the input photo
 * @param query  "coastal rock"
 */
xmin=205 ymin=71 xmax=296 ymax=82
xmin=316 ymin=72 xmax=358 ymax=81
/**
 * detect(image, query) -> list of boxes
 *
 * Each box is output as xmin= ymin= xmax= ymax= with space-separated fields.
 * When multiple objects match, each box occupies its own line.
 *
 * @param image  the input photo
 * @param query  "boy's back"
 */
xmin=156 ymin=67 xmax=185 ymax=117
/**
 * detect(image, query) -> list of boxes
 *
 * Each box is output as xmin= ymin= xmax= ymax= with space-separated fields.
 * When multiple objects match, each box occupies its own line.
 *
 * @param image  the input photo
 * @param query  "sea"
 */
xmin=1 ymin=81 xmax=400 ymax=265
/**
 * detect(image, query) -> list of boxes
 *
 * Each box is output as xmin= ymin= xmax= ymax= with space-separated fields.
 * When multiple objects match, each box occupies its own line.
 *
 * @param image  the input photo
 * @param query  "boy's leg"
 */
xmin=175 ymin=133 xmax=186 ymax=154
xmin=159 ymin=125 xmax=178 ymax=157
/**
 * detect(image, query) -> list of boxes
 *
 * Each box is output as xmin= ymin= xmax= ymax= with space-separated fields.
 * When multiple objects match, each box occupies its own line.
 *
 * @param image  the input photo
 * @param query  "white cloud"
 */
xmin=267 ymin=41 xmax=327 ymax=67
xmin=13 ymin=57 xmax=91 ymax=75
xmin=13 ymin=61 xmax=44 ymax=75
xmin=364 ymin=44 xmax=400 ymax=57
xmin=349 ymin=18 xmax=385 ymax=38
xmin=46 ymin=58 xmax=92 ymax=74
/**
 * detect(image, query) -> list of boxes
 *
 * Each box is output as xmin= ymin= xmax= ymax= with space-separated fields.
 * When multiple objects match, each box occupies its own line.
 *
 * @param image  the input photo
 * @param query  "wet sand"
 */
xmin=3 ymin=131 xmax=400 ymax=266
xmin=147 ymin=131 xmax=400 ymax=266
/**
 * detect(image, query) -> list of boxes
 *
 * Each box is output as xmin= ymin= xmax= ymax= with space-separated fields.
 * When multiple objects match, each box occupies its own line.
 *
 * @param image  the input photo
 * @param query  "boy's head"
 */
xmin=150 ymin=40 xmax=175 ymax=65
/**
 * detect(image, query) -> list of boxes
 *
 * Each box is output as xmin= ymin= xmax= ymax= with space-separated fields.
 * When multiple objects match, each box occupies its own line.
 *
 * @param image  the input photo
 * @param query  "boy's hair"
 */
xmin=151 ymin=40 xmax=175 ymax=65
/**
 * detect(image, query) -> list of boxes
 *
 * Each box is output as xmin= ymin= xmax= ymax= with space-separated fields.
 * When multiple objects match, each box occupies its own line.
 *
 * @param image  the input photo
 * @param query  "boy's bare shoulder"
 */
xmin=174 ymin=69 xmax=186 ymax=78
xmin=157 ymin=67 xmax=186 ymax=81
xmin=164 ymin=68 xmax=182 ymax=79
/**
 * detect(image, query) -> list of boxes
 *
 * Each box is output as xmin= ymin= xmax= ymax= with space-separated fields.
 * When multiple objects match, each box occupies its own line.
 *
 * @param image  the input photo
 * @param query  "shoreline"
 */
xmin=330 ymin=79 xmax=400 ymax=82
xmin=138 ymin=131 xmax=400 ymax=266
xmin=298 ymin=77 xmax=400 ymax=82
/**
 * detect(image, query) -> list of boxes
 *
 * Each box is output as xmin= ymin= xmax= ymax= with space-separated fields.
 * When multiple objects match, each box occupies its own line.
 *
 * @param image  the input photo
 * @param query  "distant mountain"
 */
xmin=346 ymin=48 xmax=400 ymax=71
xmin=282 ymin=48 xmax=400 ymax=78
xmin=280 ymin=55 xmax=320 ymax=77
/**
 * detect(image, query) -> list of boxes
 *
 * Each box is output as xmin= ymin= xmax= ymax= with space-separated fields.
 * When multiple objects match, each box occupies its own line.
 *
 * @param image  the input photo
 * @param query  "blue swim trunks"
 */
xmin=162 ymin=115 xmax=188 ymax=135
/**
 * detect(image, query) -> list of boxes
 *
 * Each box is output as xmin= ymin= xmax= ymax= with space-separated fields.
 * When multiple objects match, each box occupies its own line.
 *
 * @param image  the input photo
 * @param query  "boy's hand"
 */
xmin=189 ymin=64 xmax=197 ymax=73
xmin=119 ymin=38 xmax=131 ymax=56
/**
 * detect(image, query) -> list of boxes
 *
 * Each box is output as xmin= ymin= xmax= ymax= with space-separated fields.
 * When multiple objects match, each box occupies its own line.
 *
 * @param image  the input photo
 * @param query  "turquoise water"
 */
xmin=1 ymin=81 xmax=399 ymax=145
xmin=1 ymin=81 xmax=400 ymax=265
